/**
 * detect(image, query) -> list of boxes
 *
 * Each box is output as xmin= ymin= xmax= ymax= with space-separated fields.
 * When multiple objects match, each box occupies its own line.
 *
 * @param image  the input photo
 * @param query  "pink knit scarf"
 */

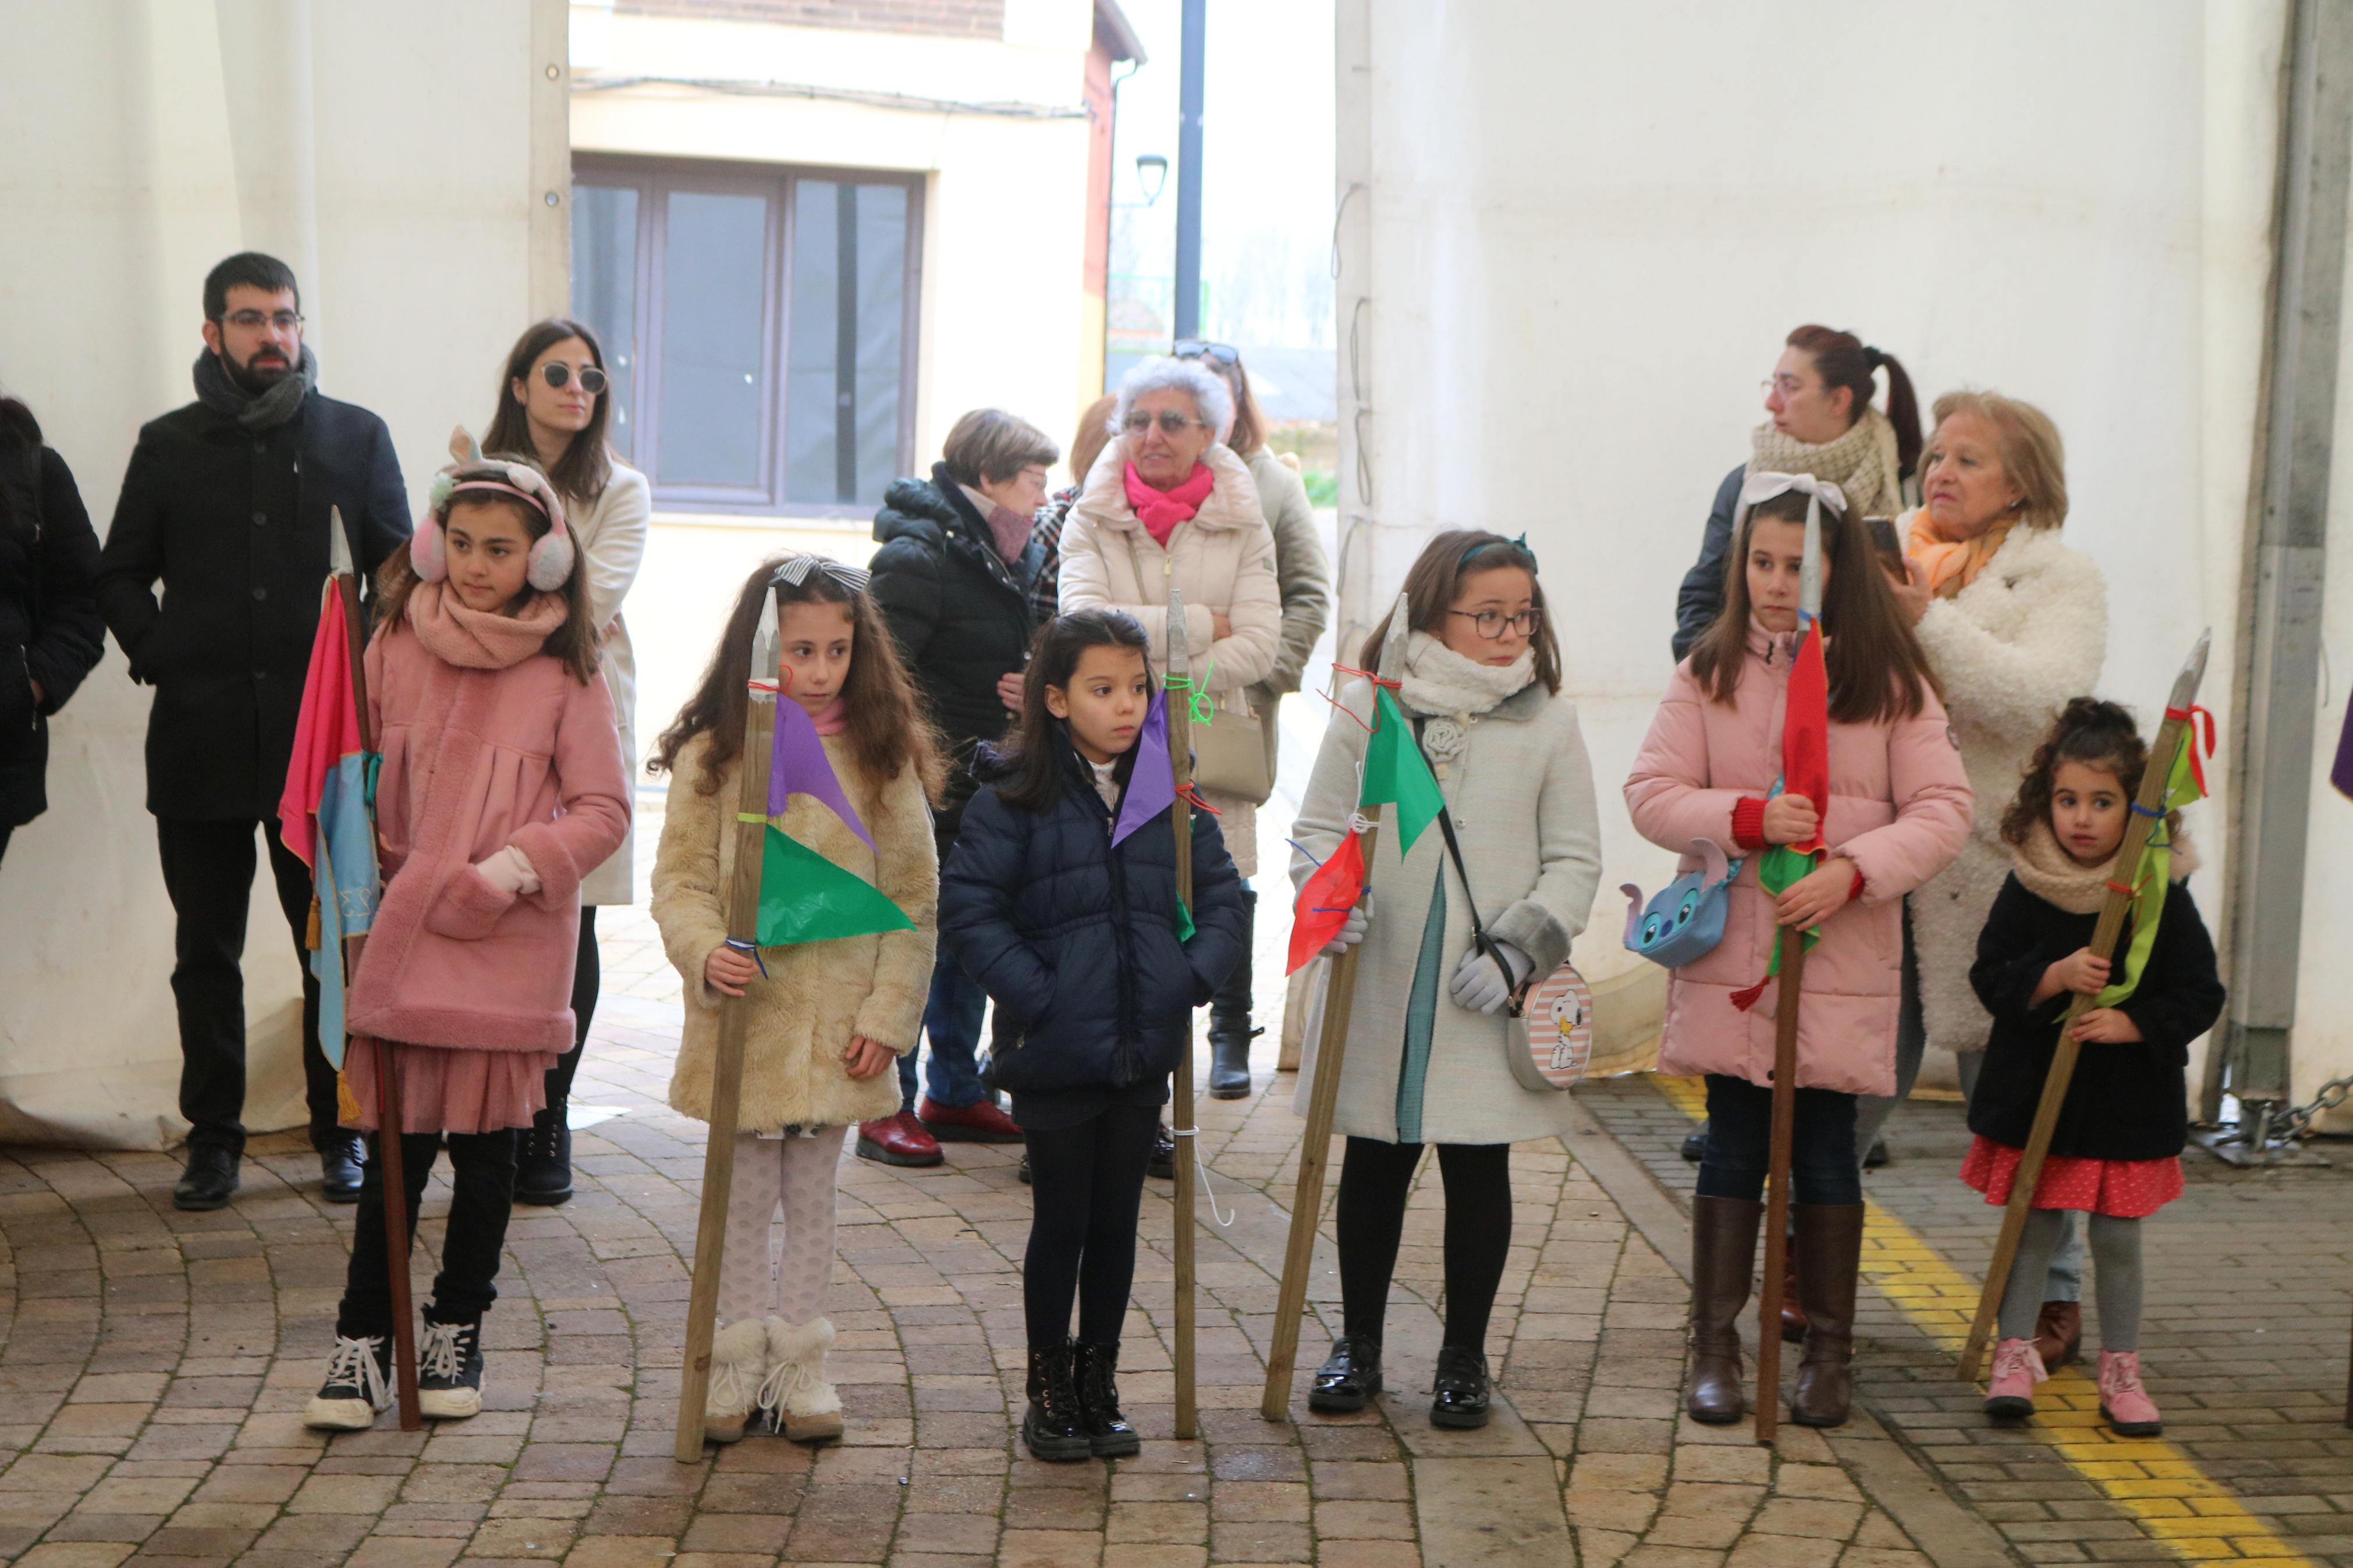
xmin=807 ymin=696 xmax=849 ymax=735
xmin=406 ymin=580 xmax=569 ymax=670
xmin=1123 ymin=460 xmax=1216 ymax=548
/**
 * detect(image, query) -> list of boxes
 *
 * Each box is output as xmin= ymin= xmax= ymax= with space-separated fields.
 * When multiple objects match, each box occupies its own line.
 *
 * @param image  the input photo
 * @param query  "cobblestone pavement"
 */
xmin=1578 ymin=1072 xmax=2353 ymax=1568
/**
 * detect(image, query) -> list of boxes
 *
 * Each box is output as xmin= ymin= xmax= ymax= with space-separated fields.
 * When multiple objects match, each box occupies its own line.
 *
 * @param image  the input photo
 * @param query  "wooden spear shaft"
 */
xmin=1754 ymin=930 xmax=1807 ymax=1445
xmin=331 ymin=508 xmax=420 ymax=1432
xmin=1957 ymin=631 xmax=2210 ymax=1382
xmin=675 ymin=611 xmax=779 ymax=1460
xmin=1167 ymin=588 xmax=1198 ymax=1442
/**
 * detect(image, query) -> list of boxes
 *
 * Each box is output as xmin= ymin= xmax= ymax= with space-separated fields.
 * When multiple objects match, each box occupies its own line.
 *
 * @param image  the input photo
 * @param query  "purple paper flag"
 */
xmin=1112 ymin=688 xmax=1177 ymax=847
xmin=769 ymin=698 xmax=875 ymax=848
xmin=2334 ymin=688 xmax=2353 ymax=802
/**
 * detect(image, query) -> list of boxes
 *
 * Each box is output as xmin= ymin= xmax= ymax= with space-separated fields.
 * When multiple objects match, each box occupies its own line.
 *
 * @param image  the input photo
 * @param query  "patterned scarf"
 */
xmin=1123 ymin=460 xmax=1216 ymax=548
xmin=1907 ymin=510 xmax=2020 ymax=599
xmin=1747 ymin=404 xmax=1903 ymax=522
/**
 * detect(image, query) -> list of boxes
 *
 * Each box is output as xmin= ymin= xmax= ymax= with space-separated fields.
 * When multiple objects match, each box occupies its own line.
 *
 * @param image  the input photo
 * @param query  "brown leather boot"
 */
xmin=1685 ymin=1195 xmax=1762 ymax=1424
xmin=1779 ymin=1247 xmax=1808 ymax=1343
xmin=1789 ymin=1203 xmax=1865 ymax=1428
xmin=2033 ymin=1301 xmax=2082 ymax=1369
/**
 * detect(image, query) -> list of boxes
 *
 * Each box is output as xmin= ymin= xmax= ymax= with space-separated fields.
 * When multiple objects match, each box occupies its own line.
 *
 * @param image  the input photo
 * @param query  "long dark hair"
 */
xmin=372 ymin=458 xmax=601 ymax=683
xmin=1687 ymin=488 xmax=1938 ymax=724
xmin=484 ymin=318 xmax=615 ymax=506
xmin=2000 ymin=698 xmax=2169 ymax=849
xmin=0 ymin=395 xmax=40 ymax=450
xmin=651 ymin=556 xmax=944 ymax=802
xmin=1786 ymin=324 xmax=1922 ymax=479
xmin=1358 ymin=529 xmax=1560 ymax=695
xmin=999 ymin=610 xmax=1155 ymax=813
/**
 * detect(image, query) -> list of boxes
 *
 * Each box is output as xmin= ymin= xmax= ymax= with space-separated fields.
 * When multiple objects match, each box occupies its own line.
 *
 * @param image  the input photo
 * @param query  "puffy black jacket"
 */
xmin=0 ymin=438 xmax=107 ymax=829
xmin=939 ymin=733 xmax=1246 ymax=1095
xmin=1967 ymin=873 xmax=2225 ymax=1162
xmin=867 ymin=466 xmax=1044 ymax=858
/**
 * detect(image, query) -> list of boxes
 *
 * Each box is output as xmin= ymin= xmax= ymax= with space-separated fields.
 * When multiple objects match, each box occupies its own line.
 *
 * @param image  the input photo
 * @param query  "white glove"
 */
xmin=1320 ymin=896 xmax=1373 ymax=957
xmin=474 ymin=845 xmax=542 ymax=898
xmin=1450 ymin=942 xmax=1531 ymax=1015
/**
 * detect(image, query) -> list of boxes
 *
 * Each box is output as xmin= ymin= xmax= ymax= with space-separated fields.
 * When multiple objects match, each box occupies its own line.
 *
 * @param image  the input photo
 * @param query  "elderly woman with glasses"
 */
xmin=1059 ymin=354 xmax=1282 ymax=891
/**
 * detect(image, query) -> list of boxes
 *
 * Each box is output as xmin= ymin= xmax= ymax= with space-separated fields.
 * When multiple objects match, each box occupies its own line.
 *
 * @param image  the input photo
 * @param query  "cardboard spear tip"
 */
xmin=329 ymin=505 xmax=353 ymax=578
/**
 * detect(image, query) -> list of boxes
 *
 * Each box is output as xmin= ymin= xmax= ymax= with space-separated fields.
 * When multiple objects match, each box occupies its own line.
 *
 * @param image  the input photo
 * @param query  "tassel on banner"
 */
xmin=306 ymin=895 xmax=322 ymax=952
xmin=335 ymin=1070 xmax=362 ymax=1127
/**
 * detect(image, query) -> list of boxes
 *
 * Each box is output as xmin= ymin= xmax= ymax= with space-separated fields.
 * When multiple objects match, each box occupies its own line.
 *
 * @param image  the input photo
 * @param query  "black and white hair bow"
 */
xmin=771 ymin=554 xmax=871 ymax=593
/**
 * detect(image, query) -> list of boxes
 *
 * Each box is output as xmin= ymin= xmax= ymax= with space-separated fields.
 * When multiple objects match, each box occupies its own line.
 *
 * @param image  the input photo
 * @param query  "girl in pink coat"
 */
xmin=305 ymin=453 xmax=630 ymax=1432
xmin=1627 ymin=476 xmax=1969 ymax=1430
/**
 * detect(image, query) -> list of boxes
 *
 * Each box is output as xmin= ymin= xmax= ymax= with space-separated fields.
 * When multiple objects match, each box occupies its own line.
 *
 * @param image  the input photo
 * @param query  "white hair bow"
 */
xmin=1738 ymin=470 xmax=1848 ymax=516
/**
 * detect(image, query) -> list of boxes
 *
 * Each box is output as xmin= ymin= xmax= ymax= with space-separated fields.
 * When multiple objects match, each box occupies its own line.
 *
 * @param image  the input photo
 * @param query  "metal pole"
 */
xmin=1173 ymin=0 xmax=1205 ymax=340
xmin=1167 ymin=588 xmax=1198 ymax=1442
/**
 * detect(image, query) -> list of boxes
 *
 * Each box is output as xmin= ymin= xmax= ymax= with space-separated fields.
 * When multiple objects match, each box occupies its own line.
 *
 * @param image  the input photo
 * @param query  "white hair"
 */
xmin=1111 ymin=355 xmax=1235 ymax=445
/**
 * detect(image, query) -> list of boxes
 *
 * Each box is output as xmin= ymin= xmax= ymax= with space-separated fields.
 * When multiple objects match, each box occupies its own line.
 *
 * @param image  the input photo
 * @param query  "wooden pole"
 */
xmin=329 ymin=510 xmax=420 ymax=1432
xmin=675 ymin=611 xmax=779 ymax=1460
xmin=1261 ymin=592 xmax=1412 ymax=1424
xmin=1957 ymin=632 xmax=2211 ymax=1381
xmin=1754 ymin=929 xmax=1807 ymax=1444
xmin=1167 ymin=589 xmax=1198 ymax=1442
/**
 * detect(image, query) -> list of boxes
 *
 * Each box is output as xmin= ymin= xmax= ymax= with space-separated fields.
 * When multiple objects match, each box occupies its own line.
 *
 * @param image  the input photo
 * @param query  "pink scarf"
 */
xmin=960 ymin=484 xmax=1034 ymax=563
xmin=406 ymin=580 xmax=569 ymax=670
xmin=1123 ymin=461 xmax=1216 ymax=548
xmin=808 ymin=696 xmax=848 ymax=736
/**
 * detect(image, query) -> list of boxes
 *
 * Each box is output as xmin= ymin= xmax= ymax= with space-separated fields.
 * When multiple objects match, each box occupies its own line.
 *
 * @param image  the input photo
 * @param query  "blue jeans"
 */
xmin=1696 ymin=1073 xmax=1863 ymax=1207
xmin=903 ymin=937 xmax=989 ymax=1111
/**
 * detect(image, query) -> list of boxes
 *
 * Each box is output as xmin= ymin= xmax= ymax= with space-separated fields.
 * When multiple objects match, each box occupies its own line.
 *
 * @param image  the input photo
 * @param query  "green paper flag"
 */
xmin=758 ymin=824 xmax=916 ymax=946
xmin=1175 ymin=894 xmax=1195 ymax=943
xmin=2095 ymin=727 xmax=2206 ymax=1008
xmin=1361 ymin=686 xmax=1445 ymax=852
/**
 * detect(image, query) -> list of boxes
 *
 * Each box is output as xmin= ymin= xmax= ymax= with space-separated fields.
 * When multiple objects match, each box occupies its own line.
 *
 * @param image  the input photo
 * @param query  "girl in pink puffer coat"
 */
xmin=1626 ymin=477 xmax=1970 ymax=1432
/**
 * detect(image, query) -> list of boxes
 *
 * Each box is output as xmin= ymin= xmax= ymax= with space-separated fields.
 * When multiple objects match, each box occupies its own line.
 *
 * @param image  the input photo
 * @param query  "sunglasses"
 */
xmin=1172 ymin=339 xmax=1238 ymax=367
xmin=1123 ymin=411 xmax=1209 ymax=435
xmin=539 ymin=361 xmax=609 ymax=395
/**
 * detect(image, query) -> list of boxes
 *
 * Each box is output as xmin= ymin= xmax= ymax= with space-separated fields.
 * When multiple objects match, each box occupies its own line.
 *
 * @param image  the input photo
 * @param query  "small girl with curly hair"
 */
xmin=1966 ymin=698 xmax=2224 ymax=1437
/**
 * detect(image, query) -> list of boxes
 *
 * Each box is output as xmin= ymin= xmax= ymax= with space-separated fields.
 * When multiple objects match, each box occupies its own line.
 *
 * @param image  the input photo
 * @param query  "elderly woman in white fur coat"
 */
xmin=1287 ymin=531 xmax=1602 ymax=1433
xmin=1892 ymin=389 xmax=2108 ymax=1364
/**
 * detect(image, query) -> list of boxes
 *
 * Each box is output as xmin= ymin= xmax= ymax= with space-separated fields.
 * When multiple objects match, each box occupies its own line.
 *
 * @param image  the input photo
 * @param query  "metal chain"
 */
xmin=2272 ymin=1073 xmax=2353 ymax=1142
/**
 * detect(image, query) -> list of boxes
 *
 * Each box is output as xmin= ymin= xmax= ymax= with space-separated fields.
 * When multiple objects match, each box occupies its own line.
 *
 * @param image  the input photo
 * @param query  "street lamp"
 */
xmin=1135 ymin=153 xmax=1169 ymax=206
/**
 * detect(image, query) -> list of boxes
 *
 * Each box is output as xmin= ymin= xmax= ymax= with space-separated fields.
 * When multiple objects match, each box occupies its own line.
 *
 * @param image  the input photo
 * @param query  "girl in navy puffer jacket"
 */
xmin=941 ymin=609 xmax=1244 ymax=1462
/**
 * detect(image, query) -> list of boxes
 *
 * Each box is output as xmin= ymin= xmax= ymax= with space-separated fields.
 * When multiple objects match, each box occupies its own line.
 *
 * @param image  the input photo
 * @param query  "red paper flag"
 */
xmin=1287 ymin=830 xmax=1367 ymax=976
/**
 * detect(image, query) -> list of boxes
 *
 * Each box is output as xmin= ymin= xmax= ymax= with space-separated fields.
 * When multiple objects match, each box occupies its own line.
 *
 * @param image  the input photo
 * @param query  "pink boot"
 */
xmin=1983 ymin=1336 xmax=2046 ymax=1421
xmin=2098 ymin=1350 xmax=2162 ymax=1437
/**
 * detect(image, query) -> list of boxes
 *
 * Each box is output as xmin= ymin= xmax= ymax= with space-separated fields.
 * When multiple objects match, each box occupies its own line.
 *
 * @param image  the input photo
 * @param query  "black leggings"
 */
xmin=1695 ymin=1073 xmax=1861 ymax=1206
xmin=337 ymin=1130 xmax=519 ymax=1337
xmin=1022 ymin=1103 xmax=1161 ymax=1349
xmin=544 ymin=908 xmax=598 ymax=1108
xmin=1336 ymin=1137 xmax=1512 ymax=1352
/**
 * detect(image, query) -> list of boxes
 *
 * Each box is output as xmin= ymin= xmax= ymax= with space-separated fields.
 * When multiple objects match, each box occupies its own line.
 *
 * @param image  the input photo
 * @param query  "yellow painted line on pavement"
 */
xmin=1648 ymin=1072 xmax=2315 ymax=1566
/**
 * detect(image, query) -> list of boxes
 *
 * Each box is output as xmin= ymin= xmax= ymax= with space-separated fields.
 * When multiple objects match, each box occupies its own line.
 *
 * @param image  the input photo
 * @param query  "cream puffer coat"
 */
xmin=1058 ymin=436 xmax=1283 ymax=874
xmin=573 ymin=461 xmax=651 ymax=906
xmin=1900 ymin=520 xmax=2108 ymax=1066
xmin=653 ymin=731 xmax=939 ymax=1130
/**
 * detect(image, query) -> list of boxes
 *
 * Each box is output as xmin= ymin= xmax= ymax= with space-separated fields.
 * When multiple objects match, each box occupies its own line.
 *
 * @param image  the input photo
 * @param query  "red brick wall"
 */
xmin=616 ymin=0 xmax=1003 ymax=40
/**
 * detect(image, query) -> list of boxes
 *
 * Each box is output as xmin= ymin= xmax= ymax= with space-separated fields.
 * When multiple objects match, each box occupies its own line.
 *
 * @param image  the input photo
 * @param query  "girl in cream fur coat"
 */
xmin=651 ymin=556 xmax=941 ymax=1444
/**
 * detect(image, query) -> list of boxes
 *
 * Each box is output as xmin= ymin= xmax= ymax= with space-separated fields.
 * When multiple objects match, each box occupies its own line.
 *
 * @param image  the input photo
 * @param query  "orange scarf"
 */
xmin=1906 ymin=510 xmax=2018 ymax=599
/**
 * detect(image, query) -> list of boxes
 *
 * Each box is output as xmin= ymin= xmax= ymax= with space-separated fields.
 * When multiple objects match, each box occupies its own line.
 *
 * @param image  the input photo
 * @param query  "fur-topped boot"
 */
xmin=761 ymin=1317 xmax=844 ymax=1443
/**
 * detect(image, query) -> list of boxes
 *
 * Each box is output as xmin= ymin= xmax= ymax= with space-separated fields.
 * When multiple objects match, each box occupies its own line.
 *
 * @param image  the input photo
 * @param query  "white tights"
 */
xmin=715 ymin=1126 xmax=843 ymax=1329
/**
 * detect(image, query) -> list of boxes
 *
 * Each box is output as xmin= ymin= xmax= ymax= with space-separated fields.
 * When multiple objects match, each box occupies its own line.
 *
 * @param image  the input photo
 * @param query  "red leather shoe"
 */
xmin=856 ymin=1111 xmax=943 ymax=1167
xmin=917 ymin=1094 xmax=1025 ymax=1144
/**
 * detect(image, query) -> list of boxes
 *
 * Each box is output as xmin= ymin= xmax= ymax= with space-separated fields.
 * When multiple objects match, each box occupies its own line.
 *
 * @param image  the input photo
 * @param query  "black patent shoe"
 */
xmin=1308 ymin=1335 xmax=1382 ymax=1413
xmin=1680 ymin=1125 xmax=1708 ymax=1163
xmin=1073 ymin=1341 xmax=1140 ymax=1458
xmin=173 ymin=1143 xmax=240 ymax=1211
xmin=514 ymin=1104 xmax=574 ymax=1207
xmin=1148 ymin=1122 xmax=1177 ymax=1180
xmin=1022 ymin=1341 xmax=1093 ymax=1462
xmin=320 ymin=1130 xmax=364 ymax=1204
xmin=1429 ymin=1345 xmax=1491 ymax=1430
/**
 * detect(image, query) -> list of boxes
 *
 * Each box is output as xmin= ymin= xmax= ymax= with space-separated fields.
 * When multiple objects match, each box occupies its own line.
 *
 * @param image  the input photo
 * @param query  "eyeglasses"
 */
xmin=1123 ymin=411 xmax=1208 ymax=435
xmin=540 ymin=362 xmax=609 ymax=395
xmin=221 ymin=310 xmax=303 ymax=332
xmin=1173 ymin=339 xmax=1238 ymax=367
xmin=1761 ymin=373 xmax=1808 ymax=398
xmin=1447 ymin=607 xmax=1542 ymax=639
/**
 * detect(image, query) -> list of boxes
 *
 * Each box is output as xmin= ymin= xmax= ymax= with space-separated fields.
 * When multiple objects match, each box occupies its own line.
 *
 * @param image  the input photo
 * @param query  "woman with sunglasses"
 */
xmin=481 ymin=317 xmax=651 ymax=1207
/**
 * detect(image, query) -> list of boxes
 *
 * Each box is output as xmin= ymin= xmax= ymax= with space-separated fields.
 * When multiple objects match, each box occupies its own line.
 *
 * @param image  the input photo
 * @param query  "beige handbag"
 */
xmin=1123 ymin=529 xmax=1276 ymax=804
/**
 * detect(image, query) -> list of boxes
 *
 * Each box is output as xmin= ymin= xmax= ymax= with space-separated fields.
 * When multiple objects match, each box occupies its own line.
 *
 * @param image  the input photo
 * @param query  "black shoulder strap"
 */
xmin=1415 ymin=715 xmax=1506 ymax=966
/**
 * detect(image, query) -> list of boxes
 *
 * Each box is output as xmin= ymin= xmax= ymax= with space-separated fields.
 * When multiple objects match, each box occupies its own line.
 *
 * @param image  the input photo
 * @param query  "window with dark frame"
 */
xmin=571 ymin=157 xmax=922 ymax=513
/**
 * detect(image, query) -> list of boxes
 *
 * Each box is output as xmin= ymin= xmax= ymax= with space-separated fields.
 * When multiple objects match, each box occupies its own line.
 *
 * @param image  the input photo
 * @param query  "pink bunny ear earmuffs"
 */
xmin=410 ymin=426 xmax=574 ymax=591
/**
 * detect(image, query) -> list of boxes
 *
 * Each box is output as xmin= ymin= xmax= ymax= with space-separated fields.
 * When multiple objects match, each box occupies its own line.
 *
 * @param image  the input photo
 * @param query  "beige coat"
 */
xmin=1059 ymin=437 xmax=1283 ymax=873
xmin=1241 ymin=446 xmax=1331 ymax=780
xmin=1289 ymin=678 xmax=1604 ymax=1146
xmin=653 ymin=731 xmax=939 ymax=1130
xmin=574 ymin=461 xmax=651 ymax=906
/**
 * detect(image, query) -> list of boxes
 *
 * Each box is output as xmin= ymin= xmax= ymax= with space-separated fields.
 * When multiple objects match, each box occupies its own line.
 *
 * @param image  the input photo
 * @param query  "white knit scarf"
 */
xmin=1748 ymin=405 xmax=1903 ymax=521
xmin=2011 ymin=817 xmax=2200 ymax=916
xmin=1399 ymin=630 xmax=1535 ymax=718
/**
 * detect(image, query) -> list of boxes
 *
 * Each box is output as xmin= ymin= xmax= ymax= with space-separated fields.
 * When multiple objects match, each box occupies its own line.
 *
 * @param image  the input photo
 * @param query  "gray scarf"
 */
xmin=193 ymin=345 xmax=317 ymax=432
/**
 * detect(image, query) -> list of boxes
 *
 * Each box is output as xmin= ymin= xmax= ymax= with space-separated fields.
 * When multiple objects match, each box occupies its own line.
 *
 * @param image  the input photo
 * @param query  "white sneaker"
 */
xmin=760 ymin=1317 xmax=843 ymax=1443
xmin=703 ymin=1319 xmax=768 ymax=1443
xmin=304 ymin=1334 xmax=393 ymax=1431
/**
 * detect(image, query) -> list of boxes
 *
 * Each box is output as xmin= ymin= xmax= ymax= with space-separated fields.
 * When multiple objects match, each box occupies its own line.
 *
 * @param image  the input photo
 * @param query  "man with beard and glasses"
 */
xmin=95 ymin=252 xmax=409 ymax=1211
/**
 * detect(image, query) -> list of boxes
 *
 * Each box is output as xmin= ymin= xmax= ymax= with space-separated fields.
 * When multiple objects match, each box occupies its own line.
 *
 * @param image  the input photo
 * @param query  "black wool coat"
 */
xmin=867 ymin=465 xmax=1044 ymax=859
xmin=1967 ymin=872 xmax=2226 ymax=1162
xmin=95 ymin=394 xmax=409 ymax=820
xmin=0 ymin=441 xmax=107 ymax=829
xmin=939 ymin=734 xmax=1246 ymax=1096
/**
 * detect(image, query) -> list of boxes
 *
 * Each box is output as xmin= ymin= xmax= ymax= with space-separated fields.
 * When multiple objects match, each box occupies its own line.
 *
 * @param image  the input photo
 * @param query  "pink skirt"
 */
xmin=343 ymin=1037 xmax=556 ymax=1136
xmin=1960 ymin=1135 xmax=2182 ymax=1219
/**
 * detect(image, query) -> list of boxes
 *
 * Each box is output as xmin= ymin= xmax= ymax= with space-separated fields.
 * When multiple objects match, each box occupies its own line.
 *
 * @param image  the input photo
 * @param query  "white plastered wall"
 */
xmin=1336 ymin=0 xmax=2299 ymax=1091
xmin=0 ymin=0 xmax=560 ymax=1147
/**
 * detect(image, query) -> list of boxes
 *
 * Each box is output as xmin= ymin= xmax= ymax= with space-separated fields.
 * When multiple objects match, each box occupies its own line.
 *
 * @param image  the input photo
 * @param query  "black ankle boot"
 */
xmin=1023 ymin=1341 xmax=1092 ymax=1462
xmin=513 ymin=1103 xmax=573 ymax=1207
xmin=1309 ymin=1335 xmax=1382 ymax=1413
xmin=1206 ymin=890 xmax=1258 ymax=1098
xmin=1429 ymin=1345 xmax=1491 ymax=1430
xmin=1073 ymin=1341 xmax=1140 ymax=1457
